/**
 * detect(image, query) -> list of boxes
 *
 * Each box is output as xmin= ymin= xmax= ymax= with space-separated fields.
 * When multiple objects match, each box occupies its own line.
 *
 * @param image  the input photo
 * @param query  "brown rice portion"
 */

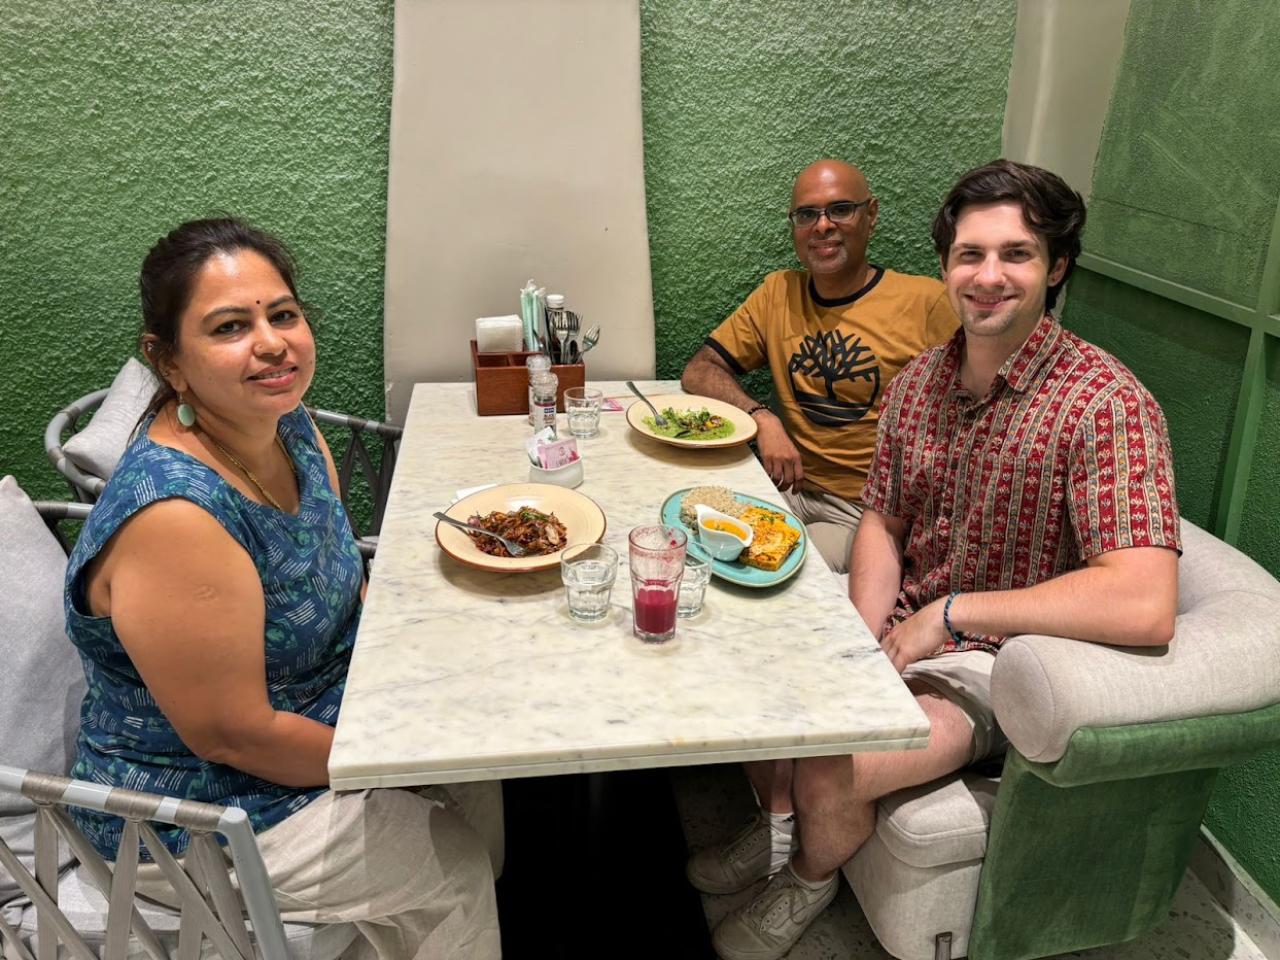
xmin=679 ymin=485 xmax=744 ymax=526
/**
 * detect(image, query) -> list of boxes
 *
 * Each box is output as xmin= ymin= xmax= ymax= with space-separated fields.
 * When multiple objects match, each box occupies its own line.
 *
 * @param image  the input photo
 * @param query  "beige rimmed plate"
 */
xmin=435 ymin=483 xmax=607 ymax=573
xmin=624 ymin=394 xmax=758 ymax=449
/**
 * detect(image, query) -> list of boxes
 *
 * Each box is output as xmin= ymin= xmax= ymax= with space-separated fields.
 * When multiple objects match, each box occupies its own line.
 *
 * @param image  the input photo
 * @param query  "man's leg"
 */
xmin=781 ymin=488 xmax=864 ymax=575
xmin=791 ymin=686 xmax=975 ymax=880
xmin=711 ymin=687 xmax=975 ymax=960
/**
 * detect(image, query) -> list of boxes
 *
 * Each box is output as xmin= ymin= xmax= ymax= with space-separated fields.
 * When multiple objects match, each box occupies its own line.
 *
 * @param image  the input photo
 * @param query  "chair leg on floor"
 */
xmin=934 ymin=931 xmax=953 ymax=960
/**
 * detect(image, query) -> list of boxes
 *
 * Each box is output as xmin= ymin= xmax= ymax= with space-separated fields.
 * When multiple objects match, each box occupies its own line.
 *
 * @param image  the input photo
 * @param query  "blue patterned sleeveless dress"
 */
xmin=64 ymin=406 xmax=364 ymax=859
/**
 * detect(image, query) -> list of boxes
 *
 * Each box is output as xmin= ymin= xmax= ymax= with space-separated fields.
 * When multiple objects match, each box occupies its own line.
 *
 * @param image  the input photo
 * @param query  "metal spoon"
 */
xmin=433 ymin=512 xmax=527 ymax=557
xmin=625 ymin=380 xmax=668 ymax=427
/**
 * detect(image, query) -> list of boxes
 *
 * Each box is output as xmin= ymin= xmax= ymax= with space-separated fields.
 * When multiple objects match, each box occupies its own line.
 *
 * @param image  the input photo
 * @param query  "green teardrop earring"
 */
xmin=176 ymin=398 xmax=197 ymax=427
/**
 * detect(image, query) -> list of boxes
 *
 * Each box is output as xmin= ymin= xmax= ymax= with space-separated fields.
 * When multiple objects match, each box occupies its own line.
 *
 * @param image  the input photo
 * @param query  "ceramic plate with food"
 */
xmin=660 ymin=486 xmax=807 ymax=588
xmin=625 ymin=394 xmax=757 ymax=449
xmin=436 ymin=483 xmax=606 ymax=573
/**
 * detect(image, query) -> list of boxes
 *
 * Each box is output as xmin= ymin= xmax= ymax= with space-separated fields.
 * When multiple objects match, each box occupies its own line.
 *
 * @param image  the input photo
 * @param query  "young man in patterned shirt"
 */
xmin=705 ymin=160 xmax=1183 ymax=960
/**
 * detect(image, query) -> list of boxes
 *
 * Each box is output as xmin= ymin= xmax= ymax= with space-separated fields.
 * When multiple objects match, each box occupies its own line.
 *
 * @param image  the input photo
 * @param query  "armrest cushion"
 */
xmin=992 ymin=590 xmax=1280 ymax=763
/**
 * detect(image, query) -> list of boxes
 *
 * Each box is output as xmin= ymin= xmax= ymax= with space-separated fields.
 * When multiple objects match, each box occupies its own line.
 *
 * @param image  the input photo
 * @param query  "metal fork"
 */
xmin=553 ymin=312 xmax=572 ymax=365
xmin=433 ymin=512 xmax=527 ymax=557
xmin=566 ymin=311 xmax=582 ymax=363
xmin=625 ymin=380 xmax=667 ymax=427
xmin=578 ymin=322 xmax=601 ymax=356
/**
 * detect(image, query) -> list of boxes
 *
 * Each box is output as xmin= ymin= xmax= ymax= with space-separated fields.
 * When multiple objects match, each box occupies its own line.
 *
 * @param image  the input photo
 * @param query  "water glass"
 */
xmin=628 ymin=525 xmax=687 ymax=643
xmin=565 ymin=386 xmax=604 ymax=439
xmin=561 ymin=543 xmax=618 ymax=623
xmin=676 ymin=553 xmax=711 ymax=619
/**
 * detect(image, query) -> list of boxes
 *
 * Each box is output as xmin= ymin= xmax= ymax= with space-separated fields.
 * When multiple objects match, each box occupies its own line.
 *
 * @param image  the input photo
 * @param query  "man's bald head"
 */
xmin=789 ymin=159 xmax=879 ymax=298
xmin=791 ymin=159 xmax=870 ymax=208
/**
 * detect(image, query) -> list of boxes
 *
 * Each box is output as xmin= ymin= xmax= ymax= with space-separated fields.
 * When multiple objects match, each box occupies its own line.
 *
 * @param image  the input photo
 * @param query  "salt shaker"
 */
xmin=526 ymin=354 xmax=552 ymax=426
xmin=530 ymin=371 xmax=559 ymax=435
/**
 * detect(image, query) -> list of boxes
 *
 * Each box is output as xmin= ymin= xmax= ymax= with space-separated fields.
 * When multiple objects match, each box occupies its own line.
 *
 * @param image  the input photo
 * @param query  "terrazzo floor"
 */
xmin=672 ymin=764 xmax=1272 ymax=960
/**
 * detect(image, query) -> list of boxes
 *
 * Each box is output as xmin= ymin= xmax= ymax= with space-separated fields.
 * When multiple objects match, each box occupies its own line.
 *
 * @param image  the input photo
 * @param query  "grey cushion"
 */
xmin=61 ymin=358 xmax=159 ymax=481
xmin=870 ymin=771 xmax=999 ymax=869
xmin=993 ymin=518 xmax=1280 ymax=764
xmin=0 ymin=477 xmax=86 ymax=904
xmin=18 ymin=867 xmax=358 ymax=960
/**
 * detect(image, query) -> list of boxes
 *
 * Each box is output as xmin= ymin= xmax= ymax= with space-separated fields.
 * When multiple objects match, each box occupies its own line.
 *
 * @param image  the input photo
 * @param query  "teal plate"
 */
xmin=659 ymin=488 xmax=808 ymax=589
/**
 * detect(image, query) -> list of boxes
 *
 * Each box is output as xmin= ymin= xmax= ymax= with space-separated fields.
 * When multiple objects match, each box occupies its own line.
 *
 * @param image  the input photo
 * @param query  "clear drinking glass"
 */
xmin=564 ymin=386 xmax=604 ymax=438
xmin=628 ymin=525 xmax=687 ymax=643
xmin=560 ymin=543 xmax=618 ymax=622
xmin=676 ymin=552 xmax=712 ymax=618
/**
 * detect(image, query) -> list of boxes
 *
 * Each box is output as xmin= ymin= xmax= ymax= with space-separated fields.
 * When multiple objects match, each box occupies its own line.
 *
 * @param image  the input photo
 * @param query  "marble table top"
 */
xmin=328 ymin=381 xmax=929 ymax=789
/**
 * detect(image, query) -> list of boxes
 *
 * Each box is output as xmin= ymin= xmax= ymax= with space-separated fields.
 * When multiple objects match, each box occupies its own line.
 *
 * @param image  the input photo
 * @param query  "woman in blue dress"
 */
xmin=65 ymin=219 xmax=502 ymax=959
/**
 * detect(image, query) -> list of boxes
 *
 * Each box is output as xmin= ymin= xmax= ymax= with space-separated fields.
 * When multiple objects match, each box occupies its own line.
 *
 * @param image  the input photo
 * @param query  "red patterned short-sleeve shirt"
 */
xmin=861 ymin=313 xmax=1181 ymax=652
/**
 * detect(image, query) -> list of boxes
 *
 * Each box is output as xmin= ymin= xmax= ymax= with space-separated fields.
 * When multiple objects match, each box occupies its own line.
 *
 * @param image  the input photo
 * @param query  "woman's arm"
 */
xmin=309 ymin=416 xmax=369 ymax=598
xmin=96 ymin=499 xmax=334 ymax=786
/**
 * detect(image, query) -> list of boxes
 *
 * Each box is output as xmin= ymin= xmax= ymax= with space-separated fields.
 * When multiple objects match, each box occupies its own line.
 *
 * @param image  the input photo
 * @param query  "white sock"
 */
xmin=767 ymin=810 xmax=796 ymax=874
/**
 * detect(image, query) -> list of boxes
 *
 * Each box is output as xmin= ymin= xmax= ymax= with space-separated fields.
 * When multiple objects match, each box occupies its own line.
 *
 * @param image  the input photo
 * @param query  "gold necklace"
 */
xmin=204 ymin=432 xmax=295 ymax=512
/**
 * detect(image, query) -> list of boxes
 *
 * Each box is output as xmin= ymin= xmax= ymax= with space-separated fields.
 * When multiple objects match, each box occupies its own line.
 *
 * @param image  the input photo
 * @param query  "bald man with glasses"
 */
xmin=681 ymin=159 xmax=958 ymax=575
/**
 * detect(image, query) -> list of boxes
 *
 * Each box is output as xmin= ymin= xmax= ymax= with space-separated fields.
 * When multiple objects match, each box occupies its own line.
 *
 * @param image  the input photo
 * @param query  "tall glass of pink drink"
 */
xmin=628 ymin=524 xmax=687 ymax=643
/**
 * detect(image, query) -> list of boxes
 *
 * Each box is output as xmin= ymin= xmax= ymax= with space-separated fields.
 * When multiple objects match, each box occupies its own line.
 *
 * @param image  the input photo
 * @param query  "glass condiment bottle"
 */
xmin=526 ymin=354 xmax=552 ymax=425
xmin=530 ymin=371 xmax=559 ymax=435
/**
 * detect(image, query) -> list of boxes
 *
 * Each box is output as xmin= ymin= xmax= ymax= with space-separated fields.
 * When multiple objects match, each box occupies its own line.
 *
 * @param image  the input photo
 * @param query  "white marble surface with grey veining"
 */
xmin=328 ymin=381 xmax=929 ymax=789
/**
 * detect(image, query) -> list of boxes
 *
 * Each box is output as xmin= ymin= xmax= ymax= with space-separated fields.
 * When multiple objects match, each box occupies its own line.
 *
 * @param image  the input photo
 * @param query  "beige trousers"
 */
xmin=781 ymin=486 xmax=865 ymax=574
xmin=135 ymin=781 xmax=504 ymax=960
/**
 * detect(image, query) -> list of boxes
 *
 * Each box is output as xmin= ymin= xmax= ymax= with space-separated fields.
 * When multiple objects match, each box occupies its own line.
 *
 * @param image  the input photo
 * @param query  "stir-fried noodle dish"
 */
xmin=466 ymin=507 xmax=567 ymax=557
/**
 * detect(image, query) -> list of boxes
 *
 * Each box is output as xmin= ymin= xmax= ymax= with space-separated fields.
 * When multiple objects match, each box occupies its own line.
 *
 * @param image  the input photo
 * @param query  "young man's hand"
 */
xmin=754 ymin=413 xmax=805 ymax=492
xmin=880 ymin=598 xmax=948 ymax=673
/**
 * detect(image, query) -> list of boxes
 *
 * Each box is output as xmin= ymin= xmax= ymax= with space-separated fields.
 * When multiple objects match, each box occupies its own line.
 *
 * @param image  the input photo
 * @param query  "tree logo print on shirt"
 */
xmin=787 ymin=331 xmax=881 ymax=425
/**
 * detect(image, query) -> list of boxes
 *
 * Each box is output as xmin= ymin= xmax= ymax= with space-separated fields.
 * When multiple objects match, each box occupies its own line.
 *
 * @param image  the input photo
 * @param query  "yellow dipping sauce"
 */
xmin=703 ymin=518 xmax=747 ymax=537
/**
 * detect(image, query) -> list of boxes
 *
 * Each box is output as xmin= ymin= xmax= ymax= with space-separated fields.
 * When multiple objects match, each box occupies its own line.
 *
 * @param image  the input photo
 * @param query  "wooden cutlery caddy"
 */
xmin=470 ymin=340 xmax=585 ymax=416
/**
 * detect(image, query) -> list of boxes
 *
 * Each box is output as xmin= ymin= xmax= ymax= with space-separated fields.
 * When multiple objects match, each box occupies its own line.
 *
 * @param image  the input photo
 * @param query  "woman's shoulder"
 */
xmin=71 ymin=433 xmax=252 ymax=572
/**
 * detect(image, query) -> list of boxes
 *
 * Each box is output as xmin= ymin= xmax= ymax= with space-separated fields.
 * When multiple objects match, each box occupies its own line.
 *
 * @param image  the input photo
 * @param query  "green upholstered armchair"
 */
xmin=844 ymin=518 xmax=1280 ymax=960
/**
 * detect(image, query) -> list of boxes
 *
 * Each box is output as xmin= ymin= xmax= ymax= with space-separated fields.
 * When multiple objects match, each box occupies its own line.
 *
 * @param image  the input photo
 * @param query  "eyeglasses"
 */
xmin=787 ymin=199 xmax=871 ymax=229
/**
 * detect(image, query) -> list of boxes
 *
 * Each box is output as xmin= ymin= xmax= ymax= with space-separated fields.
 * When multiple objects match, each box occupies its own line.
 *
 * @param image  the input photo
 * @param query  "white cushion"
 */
xmin=18 ymin=867 xmax=358 ymax=960
xmin=993 ymin=519 xmax=1280 ymax=764
xmin=0 ymin=477 xmax=85 ymax=904
xmin=61 ymin=359 xmax=159 ymax=481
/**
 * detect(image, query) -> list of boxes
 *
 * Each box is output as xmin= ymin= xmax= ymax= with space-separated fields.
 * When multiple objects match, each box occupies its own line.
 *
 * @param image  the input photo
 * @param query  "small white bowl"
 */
xmin=529 ymin=457 xmax=584 ymax=489
xmin=694 ymin=504 xmax=753 ymax=561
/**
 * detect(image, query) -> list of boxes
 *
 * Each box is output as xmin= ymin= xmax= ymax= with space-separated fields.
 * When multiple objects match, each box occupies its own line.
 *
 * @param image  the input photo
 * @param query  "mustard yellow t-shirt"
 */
xmin=706 ymin=267 xmax=958 ymax=501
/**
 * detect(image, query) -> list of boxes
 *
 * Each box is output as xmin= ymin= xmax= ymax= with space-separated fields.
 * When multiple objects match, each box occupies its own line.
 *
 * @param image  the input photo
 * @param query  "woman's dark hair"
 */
xmin=138 ymin=217 xmax=303 ymax=421
xmin=931 ymin=159 xmax=1086 ymax=310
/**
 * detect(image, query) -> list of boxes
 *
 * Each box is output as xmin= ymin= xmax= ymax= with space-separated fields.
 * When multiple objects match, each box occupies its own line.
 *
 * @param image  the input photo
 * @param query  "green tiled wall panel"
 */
xmin=0 ymin=0 xmax=393 ymax=500
xmin=1087 ymin=0 xmax=1280 ymax=308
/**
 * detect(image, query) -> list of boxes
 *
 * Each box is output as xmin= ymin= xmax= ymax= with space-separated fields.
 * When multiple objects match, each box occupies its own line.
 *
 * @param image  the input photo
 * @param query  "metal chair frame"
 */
xmin=0 ymin=764 xmax=289 ymax=960
xmin=45 ymin=390 xmax=400 ymax=555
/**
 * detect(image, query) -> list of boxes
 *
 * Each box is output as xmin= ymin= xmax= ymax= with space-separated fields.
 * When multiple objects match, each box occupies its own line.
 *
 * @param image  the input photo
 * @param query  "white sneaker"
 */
xmin=711 ymin=863 xmax=839 ymax=960
xmin=686 ymin=812 xmax=773 ymax=895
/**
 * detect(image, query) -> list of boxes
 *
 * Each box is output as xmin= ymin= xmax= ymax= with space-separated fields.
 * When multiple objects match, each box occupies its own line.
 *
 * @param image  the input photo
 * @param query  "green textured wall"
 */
xmin=0 ymin=0 xmax=393 ymax=502
xmin=1062 ymin=0 xmax=1280 ymax=902
xmin=640 ymin=0 xmax=1017 ymax=382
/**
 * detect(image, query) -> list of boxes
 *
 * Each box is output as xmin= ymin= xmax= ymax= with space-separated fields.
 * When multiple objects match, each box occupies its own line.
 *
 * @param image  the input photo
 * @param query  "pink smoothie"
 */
xmin=633 ymin=582 xmax=678 ymax=637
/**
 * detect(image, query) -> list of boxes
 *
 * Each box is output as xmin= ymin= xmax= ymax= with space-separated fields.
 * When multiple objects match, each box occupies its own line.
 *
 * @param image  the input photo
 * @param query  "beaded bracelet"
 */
xmin=745 ymin=404 xmax=771 ymax=418
xmin=942 ymin=591 xmax=968 ymax=649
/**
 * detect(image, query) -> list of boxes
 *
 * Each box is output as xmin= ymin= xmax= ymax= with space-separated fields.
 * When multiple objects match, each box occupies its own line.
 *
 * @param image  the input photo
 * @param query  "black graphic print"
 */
xmin=787 ymin=331 xmax=881 ymax=426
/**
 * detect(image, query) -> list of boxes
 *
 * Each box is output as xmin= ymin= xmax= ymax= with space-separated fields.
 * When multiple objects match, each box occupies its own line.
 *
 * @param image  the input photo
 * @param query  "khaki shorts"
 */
xmin=902 ymin=649 xmax=1008 ymax=763
xmin=780 ymin=486 xmax=864 ymax=575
